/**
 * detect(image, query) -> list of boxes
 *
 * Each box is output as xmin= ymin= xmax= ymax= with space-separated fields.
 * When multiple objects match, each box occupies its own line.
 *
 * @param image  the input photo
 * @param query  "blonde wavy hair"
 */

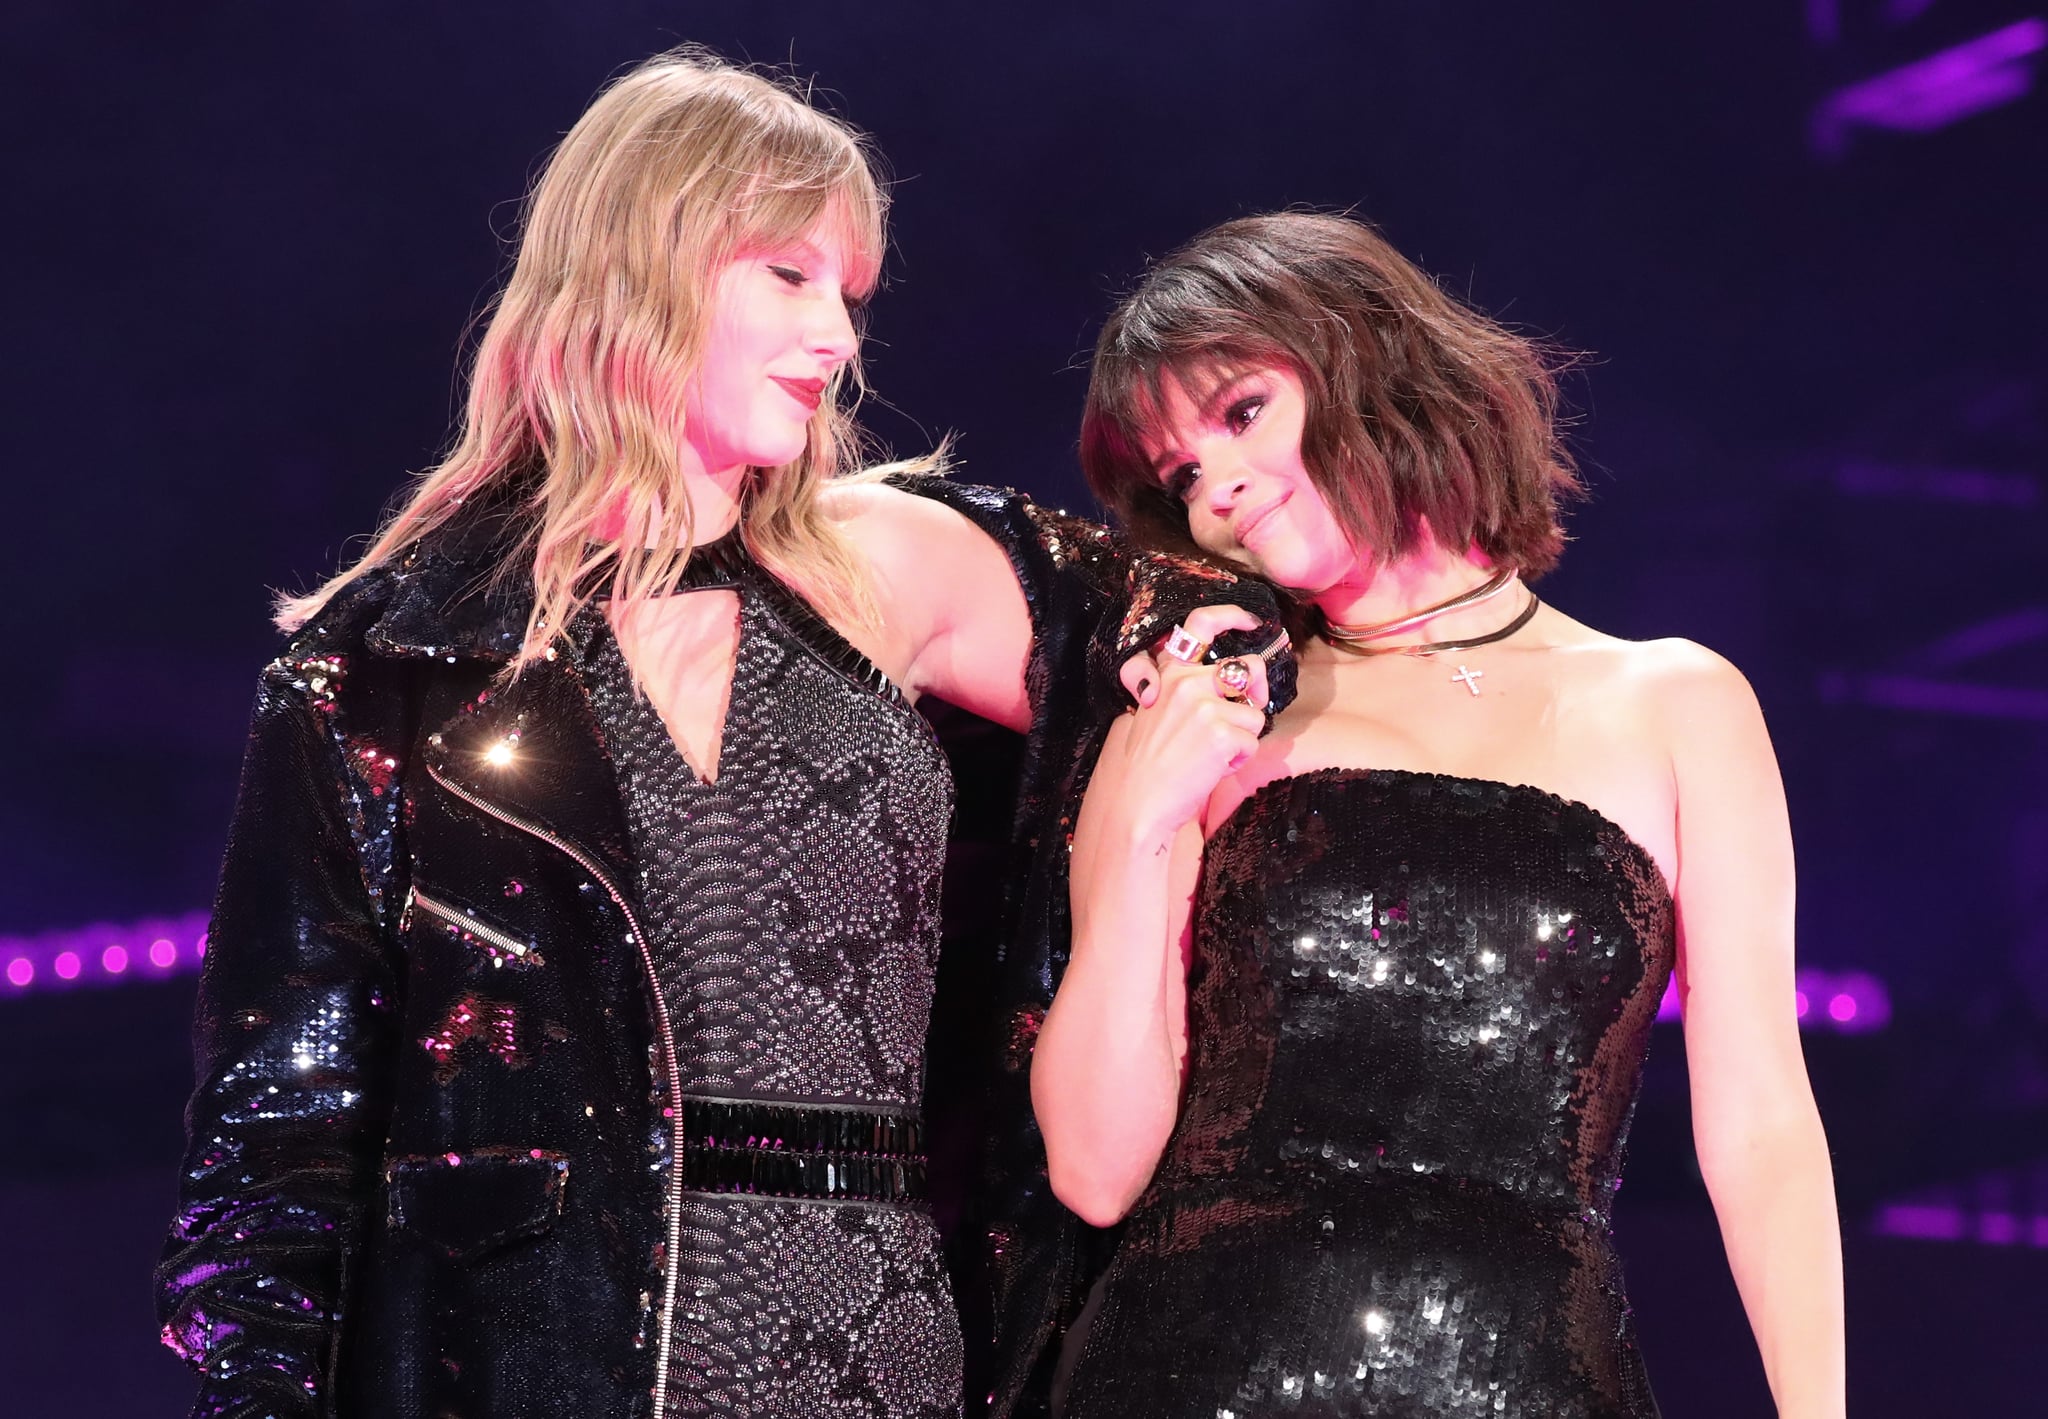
xmin=279 ymin=46 xmax=895 ymax=662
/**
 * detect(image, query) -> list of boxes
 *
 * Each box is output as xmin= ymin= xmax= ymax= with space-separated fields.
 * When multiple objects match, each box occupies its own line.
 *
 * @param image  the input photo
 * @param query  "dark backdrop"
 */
xmin=3 ymin=2 xmax=2043 ymax=1414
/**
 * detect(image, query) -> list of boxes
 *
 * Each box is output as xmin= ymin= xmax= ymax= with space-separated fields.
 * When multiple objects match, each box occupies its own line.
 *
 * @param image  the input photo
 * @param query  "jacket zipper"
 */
xmin=426 ymin=761 xmax=685 ymax=1417
xmin=405 ymin=885 xmax=535 ymax=960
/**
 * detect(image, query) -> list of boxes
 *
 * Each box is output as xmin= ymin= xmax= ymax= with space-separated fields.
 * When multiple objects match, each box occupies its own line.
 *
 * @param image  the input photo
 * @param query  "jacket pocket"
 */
xmin=403 ymin=883 xmax=543 ymax=966
xmin=385 ymin=1148 xmax=568 ymax=1262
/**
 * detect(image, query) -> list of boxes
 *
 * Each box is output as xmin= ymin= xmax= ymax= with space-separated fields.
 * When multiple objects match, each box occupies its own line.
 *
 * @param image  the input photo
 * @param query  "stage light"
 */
xmin=0 ymin=911 xmax=210 ymax=998
xmin=1812 ymin=19 xmax=2047 ymax=158
xmin=1874 ymin=1160 xmax=2048 ymax=1251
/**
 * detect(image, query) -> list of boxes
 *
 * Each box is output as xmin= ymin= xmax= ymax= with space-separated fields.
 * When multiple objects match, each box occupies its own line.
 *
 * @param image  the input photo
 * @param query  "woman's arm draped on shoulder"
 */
xmin=852 ymin=474 xmax=1299 ymax=735
xmin=1662 ymin=644 xmax=1846 ymax=1419
xmin=155 ymin=651 xmax=403 ymax=1419
xmin=865 ymin=481 xmax=1041 ymax=732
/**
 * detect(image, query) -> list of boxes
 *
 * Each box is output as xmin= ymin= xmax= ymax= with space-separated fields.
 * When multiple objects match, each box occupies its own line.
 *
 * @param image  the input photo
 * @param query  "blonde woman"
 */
xmin=153 ymin=51 xmax=1286 ymax=1419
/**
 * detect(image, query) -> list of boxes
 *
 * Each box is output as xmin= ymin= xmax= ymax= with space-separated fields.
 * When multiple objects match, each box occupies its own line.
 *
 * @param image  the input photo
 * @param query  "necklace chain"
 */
xmin=1328 ymin=591 xmax=1541 ymax=660
xmin=1322 ymin=566 xmax=1538 ymax=659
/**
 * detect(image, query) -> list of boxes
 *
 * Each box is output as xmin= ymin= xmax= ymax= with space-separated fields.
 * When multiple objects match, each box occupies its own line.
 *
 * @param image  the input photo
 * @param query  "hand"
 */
xmin=1118 ymin=604 xmax=1273 ymax=712
xmin=1100 ymin=631 xmax=1269 ymax=844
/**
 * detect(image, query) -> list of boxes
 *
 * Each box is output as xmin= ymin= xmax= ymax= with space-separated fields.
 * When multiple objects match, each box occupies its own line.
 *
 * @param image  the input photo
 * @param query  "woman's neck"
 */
xmin=678 ymin=461 xmax=748 ymax=543
xmin=1311 ymin=541 xmax=1511 ymax=650
xmin=594 ymin=463 xmax=749 ymax=547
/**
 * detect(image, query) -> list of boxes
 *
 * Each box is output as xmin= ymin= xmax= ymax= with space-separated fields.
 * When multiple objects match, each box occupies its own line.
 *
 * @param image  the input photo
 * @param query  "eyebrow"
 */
xmin=1144 ymin=370 xmax=1248 ymax=480
xmin=764 ymin=238 xmax=825 ymax=263
xmin=765 ymin=233 xmax=880 ymax=299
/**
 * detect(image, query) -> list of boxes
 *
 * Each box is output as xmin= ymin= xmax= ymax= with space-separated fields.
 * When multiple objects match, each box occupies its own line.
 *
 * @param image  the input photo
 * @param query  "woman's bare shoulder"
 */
xmin=1542 ymin=608 xmax=1752 ymax=701
xmin=1538 ymin=615 xmax=1766 ymax=769
xmin=819 ymin=477 xmax=979 ymax=569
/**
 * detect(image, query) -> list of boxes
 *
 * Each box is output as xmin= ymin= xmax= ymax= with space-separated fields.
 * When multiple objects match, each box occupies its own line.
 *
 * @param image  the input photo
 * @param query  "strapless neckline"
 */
xmin=1212 ymin=765 xmax=1673 ymax=904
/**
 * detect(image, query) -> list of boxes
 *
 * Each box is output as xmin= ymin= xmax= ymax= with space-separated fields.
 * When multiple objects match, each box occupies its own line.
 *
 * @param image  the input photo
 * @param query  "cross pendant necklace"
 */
xmin=1325 ymin=592 xmax=1541 ymax=703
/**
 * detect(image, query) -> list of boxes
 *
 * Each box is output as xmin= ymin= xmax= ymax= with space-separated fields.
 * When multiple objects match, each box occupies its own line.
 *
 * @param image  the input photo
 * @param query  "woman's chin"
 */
xmin=1237 ymin=546 xmax=1315 ymax=592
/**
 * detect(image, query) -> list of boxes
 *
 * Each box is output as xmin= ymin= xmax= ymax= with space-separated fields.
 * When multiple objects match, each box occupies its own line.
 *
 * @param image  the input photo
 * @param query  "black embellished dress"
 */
xmin=1058 ymin=768 xmax=1676 ymax=1419
xmin=583 ymin=548 xmax=962 ymax=1419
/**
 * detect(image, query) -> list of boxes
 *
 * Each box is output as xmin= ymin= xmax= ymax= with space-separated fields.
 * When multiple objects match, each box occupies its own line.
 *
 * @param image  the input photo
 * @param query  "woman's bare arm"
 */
xmin=1033 ymin=637 xmax=1264 ymax=1224
xmin=827 ymin=481 xmax=1037 ymax=729
xmin=1661 ymin=643 xmax=1845 ymax=1419
xmin=1033 ymin=718 xmax=1203 ymax=1224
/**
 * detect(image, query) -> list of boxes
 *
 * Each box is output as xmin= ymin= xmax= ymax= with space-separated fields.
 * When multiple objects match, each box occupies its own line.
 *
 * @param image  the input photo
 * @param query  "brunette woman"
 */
xmin=1032 ymin=213 xmax=1844 ymax=1418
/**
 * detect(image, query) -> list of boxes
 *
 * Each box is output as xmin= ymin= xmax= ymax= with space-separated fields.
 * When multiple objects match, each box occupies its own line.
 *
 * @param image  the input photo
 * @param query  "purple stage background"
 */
xmin=3 ymin=2 xmax=2043 ymax=1413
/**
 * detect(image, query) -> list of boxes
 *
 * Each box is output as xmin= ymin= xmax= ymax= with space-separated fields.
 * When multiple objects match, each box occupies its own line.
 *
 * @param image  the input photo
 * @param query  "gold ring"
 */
xmin=1162 ymin=624 xmax=1210 ymax=664
xmin=1214 ymin=657 xmax=1254 ymax=702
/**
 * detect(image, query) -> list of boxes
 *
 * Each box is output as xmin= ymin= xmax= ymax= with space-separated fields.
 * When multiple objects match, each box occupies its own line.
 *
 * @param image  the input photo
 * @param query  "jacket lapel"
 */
xmin=420 ymin=651 xmax=638 ymax=899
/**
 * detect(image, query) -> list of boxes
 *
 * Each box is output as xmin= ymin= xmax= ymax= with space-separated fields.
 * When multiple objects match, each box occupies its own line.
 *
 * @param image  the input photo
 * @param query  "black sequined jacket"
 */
xmin=154 ymin=474 xmax=1290 ymax=1419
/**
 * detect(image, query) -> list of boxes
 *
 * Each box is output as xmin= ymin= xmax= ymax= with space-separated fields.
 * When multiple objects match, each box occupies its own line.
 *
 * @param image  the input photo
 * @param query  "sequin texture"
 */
xmin=584 ymin=573 xmax=961 ymax=1419
xmin=1060 ymin=768 xmax=1675 ymax=1419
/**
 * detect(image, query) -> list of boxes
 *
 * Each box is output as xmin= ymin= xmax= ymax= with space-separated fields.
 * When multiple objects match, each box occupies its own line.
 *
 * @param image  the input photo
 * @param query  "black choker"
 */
xmin=1325 ymin=589 xmax=1541 ymax=659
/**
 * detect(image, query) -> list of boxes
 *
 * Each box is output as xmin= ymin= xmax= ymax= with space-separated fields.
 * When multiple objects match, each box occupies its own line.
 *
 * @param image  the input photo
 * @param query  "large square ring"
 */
xmin=1162 ymin=624 xmax=1209 ymax=664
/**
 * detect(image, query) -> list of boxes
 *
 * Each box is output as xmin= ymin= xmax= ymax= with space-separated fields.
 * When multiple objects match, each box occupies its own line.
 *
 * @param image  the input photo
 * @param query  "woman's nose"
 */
xmin=1204 ymin=463 xmax=1251 ymax=515
xmin=810 ymin=293 xmax=859 ymax=369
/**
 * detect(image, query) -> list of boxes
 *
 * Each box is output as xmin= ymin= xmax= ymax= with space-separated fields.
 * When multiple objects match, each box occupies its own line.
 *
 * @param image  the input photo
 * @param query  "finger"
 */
xmin=1177 ymin=602 xmax=1261 ymax=646
xmin=1186 ymin=694 xmax=1268 ymax=747
xmin=1118 ymin=652 xmax=1160 ymax=706
xmin=1153 ymin=656 xmax=1223 ymax=707
xmin=1241 ymin=654 xmax=1272 ymax=713
xmin=1134 ymin=659 xmax=1235 ymax=734
xmin=1210 ymin=705 xmax=1265 ymax=772
xmin=1213 ymin=698 xmax=1269 ymax=740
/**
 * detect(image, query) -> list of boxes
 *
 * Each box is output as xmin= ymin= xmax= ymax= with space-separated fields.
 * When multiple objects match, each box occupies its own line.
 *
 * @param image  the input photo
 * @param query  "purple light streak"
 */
xmin=1 ymin=910 xmax=209 ymax=997
xmin=1812 ymin=18 xmax=2047 ymax=157
xmin=1907 ymin=607 xmax=2048 ymax=673
xmin=1817 ymin=671 xmax=2048 ymax=723
xmin=1832 ymin=460 xmax=2040 ymax=508
xmin=1873 ymin=1161 xmax=2048 ymax=1249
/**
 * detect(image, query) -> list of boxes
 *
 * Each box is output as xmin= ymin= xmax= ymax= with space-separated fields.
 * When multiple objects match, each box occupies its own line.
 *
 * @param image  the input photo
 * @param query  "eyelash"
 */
xmin=1164 ymin=394 xmax=1267 ymax=502
xmin=769 ymin=263 xmax=869 ymax=316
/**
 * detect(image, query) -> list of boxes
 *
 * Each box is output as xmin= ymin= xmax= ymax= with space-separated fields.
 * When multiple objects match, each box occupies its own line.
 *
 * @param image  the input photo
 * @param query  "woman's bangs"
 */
xmin=732 ymin=146 xmax=884 ymax=299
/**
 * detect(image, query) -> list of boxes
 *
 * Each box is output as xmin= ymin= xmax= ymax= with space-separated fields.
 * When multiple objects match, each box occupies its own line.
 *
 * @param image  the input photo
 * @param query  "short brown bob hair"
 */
xmin=1080 ymin=212 xmax=1580 ymax=581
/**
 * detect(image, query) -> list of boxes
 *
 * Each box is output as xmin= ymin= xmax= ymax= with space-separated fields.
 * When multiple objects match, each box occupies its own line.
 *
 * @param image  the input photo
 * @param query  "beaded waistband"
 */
xmin=680 ymin=1096 xmax=928 ymax=1204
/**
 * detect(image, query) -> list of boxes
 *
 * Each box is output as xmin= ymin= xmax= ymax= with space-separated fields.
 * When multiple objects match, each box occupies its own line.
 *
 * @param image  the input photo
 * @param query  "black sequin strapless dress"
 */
xmin=1059 ymin=769 xmax=1675 ymax=1419
xmin=584 ymin=562 xmax=962 ymax=1419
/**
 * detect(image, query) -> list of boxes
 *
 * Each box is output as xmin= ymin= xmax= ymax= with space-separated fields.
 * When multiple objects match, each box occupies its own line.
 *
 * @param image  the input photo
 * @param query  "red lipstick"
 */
xmin=771 ymin=376 xmax=825 ymax=413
